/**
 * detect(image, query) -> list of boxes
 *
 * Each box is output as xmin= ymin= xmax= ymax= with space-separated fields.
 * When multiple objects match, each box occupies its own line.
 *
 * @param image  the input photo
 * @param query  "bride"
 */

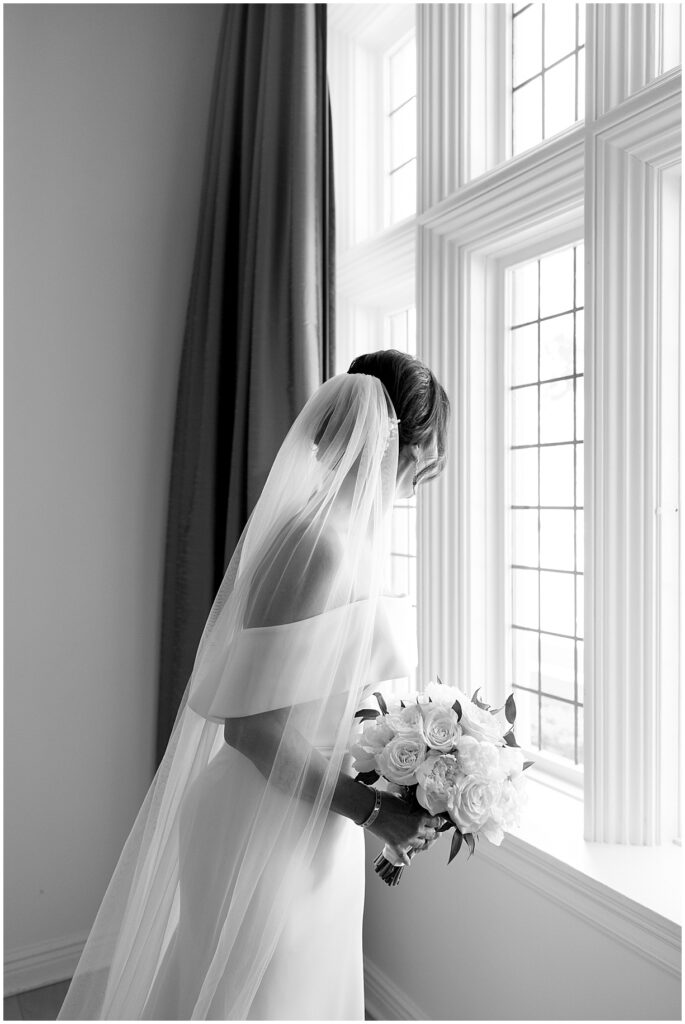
xmin=59 ymin=349 xmax=450 ymax=1020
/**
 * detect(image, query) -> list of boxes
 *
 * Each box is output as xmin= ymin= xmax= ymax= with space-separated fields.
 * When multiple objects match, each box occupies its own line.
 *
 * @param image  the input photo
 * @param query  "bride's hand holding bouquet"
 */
xmin=351 ymin=679 xmax=533 ymax=885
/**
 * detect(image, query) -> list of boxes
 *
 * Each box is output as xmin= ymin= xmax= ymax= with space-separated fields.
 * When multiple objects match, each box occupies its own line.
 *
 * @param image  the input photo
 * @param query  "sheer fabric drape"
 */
xmin=59 ymin=373 xmax=406 ymax=1019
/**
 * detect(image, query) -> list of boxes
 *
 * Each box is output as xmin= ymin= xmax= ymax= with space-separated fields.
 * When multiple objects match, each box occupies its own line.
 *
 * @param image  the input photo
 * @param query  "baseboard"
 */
xmin=4 ymin=933 xmax=86 ymax=997
xmin=364 ymin=956 xmax=425 ymax=1021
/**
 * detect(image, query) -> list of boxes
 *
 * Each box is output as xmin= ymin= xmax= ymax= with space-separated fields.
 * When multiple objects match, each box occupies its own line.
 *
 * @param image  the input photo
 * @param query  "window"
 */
xmin=328 ymin=7 xmax=418 ymax=692
xmin=511 ymin=2 xmax=585 ymax=155
xmin=508 ymin=244 xmax=584 ymax=771
xmin=331 ymin=4 xmax=681 ymax=859
xmin=385 ymin=35 xmax=417 ymax=224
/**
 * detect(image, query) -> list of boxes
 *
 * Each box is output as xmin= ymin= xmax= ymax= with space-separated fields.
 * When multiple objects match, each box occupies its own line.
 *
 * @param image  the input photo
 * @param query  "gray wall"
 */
xmin=5 ymin=3 xmax=223 ymax=961
xmin=363 ymin=838 xmax=681 ymax=1019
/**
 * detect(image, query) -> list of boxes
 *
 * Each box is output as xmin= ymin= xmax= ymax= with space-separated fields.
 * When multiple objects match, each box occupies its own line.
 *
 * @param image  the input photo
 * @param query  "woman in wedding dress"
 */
xmin=59 ymin=350 xmax=449 ymax=1021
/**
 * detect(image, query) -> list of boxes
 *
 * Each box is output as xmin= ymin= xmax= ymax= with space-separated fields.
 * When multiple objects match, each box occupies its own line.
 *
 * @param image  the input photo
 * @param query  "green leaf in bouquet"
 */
xmin=374 ymin=691 xmax=389 ymax=715
xmin=448 ymin=828 xmax=463 ymax=864
xmin=356 ymin=770 xmax=380 ymax=785
xmin=505 ymin=692 xmax=517 ymax=725
xmin=451 ymin=698 xmax=463 ymax=721
xmin=471 ymin=688 xmax=491 ymax=711
xmin=400 ymin=699 xmax=406 ymax=708
xmin=436 ymin=675 xmax=444 ymax=685
xmin=464 ymin=833 xmax=476 ymax=858
xmin=523 ymin=760 xmax=534 ymax=770
xmin=503 ymin=727 xmax=520 ymax=748
xmin=354 ymin=708 xmax=380 ymax=720
xmin=437 ymin=818 xmax=453 ymax=833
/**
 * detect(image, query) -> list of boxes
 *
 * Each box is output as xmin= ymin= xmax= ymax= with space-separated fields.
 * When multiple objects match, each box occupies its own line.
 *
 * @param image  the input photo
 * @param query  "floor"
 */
xmin=3 ymin=981 xmax=70 ymax=1021
xmin=4 ymin=980 xmax=374 ymax=1020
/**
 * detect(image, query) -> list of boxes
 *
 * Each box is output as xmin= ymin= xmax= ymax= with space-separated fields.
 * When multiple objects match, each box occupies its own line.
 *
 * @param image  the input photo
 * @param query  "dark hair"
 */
xmin=347 ymin=349 xmax=450 ymax=483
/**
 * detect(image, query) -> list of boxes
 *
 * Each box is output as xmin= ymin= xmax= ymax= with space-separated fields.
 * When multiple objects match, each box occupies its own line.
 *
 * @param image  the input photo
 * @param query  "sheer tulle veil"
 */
xmin=59 ymin=372 xmax=404 ymax=1019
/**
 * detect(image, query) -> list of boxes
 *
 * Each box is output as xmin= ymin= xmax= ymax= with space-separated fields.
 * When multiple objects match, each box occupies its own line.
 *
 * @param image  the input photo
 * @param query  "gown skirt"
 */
xmin=140 ymin=740 xmax=366 ymax=1021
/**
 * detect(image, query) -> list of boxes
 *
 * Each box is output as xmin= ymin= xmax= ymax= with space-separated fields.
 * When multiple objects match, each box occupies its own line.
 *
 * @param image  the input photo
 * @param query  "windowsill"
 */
xmin=494 ymin=770 xmax=682 ymax=927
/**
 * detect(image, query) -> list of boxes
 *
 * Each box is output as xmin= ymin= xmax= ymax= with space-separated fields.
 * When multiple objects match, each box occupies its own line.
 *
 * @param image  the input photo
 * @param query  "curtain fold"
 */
xmin=157 ymin=3 xmax=335 ymax=762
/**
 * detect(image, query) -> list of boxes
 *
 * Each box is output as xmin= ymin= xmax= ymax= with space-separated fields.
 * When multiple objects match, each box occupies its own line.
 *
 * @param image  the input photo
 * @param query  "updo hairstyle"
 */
xmin=347 ymin=349 xmax=450 ymax=484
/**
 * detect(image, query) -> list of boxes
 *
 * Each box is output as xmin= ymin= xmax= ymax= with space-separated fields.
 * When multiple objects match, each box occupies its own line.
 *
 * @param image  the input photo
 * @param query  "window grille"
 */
xmin=386 ymin=35 xmax=417 ymax=223
xmin=511 ymin=3 xmax=585 ymax=156
xmin=508 ymin=243 xmax=584 ymax=766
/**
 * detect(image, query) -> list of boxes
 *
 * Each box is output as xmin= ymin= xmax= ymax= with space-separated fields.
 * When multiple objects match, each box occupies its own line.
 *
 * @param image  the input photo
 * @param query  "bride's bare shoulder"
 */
xmin=244 ymin=519 xmax=346 ymax=628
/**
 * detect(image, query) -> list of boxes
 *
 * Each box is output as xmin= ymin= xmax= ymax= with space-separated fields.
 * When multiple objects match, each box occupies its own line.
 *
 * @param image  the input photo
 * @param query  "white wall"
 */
xmin=4 ymin=3 xmax=224 ymax=969
xmin=362 ymin=837 xmax=681 ymax=1020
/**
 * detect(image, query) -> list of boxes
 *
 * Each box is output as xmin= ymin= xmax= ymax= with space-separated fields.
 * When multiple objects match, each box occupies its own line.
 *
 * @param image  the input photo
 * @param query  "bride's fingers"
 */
xmin=423 ymin=815 xmax=442 ymax=829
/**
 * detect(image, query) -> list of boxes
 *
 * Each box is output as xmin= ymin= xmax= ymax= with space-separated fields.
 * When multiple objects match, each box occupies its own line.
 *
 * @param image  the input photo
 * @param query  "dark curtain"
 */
xmin=156 ymin=4 xmax=335 ymax=762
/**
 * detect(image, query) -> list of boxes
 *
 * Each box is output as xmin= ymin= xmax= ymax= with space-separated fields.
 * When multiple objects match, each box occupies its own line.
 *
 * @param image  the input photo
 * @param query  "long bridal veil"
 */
xmin=59 ymin=372 xmax=402 ymax=1019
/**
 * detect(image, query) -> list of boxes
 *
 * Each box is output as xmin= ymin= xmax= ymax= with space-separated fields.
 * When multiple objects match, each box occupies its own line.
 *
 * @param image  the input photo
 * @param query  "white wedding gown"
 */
xmin=138 ymin=596 xmax=413 ymax=1021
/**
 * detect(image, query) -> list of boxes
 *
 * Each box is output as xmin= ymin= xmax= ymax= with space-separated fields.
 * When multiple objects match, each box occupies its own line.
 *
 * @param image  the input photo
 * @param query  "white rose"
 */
xmin=377 ymin=734 xmax=428 ymax=785
xmin=349 ymin=716 xmax=395 ymax=774
xmin=420 ymin=704 xmax=462 ymax=752
xmin=459 ymin=700 xmax=508 ymax=745
xmin=455 ymin=735 xmax=506 ymax=782
xmin=479 ymin=816 xmax=505 ymax=846
xmin=423 ymin=681 xmax=470 ymax=708
xmin=490 ymin=774 xmax=528 ymax=833
xmin=414 ymin=752 xmax=462 ymax=815
xmin=498 ymin=744 xmax=525 ymax=779
xmin=448 ymin=775 xmax=503 ymax=834
xmin=386 ymin=703 xmax=426 ymax=741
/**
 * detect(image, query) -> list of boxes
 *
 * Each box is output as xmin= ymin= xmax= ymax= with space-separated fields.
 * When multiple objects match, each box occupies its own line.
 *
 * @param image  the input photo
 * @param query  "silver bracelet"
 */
xmin=359 ymin=787 xmax=382 ymax=829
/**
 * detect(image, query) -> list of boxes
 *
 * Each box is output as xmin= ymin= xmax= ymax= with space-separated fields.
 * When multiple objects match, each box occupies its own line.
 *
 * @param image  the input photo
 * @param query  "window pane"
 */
xmin=540 ymin=378 xmax=574 ymax=443
xmin=513 ymin=77 xmax=543 ymax=154
xmin=391 ymin=505 xmax=411 ymax=552
xmin=513 ymin=3 xmax=543 ymax=86
xmin=575 ymin=380 xmax=584 ymax=440
xmin=575 ymin=442 xmax=584 ymax=506
xmin=512 ymin=446 xmax=539 ymax=506
xmin=575 ymin=313 xmax=584 ymax=374
xmin=390 ymin=159 xmax=416 ymax=222
xmin=540 ymin=695 xmax=575 ymax=760
xmin=388 ymin=311 xmax=406 ymax=350
xmin=544 ymin=54 xmax=577 ymax=138
xmin=576 ymin=573 xmax=584 ymax=639
xmin=577 ymin=47 xmax=585 ymax=121
xmin=540 ymin=313 xmax=574 ymax=380
xmin=578 ymin=6 xmax=585 ymax=47
xmin=540 ymin=509 xmax=575 ymax=570
xmin=512 ymin=385 xmax=538 ymax=446
xmin=513 ymin=568 xmax=539 ymax=629
xmin=513 ymin=509 xmax=539 ymax=566
xmin=576 ymin=704 xmax=584 ymax=765
xmin=512 ymin=261 xmax=539 ymax=325
xmin=539 ymin=248 xmax=574 ymax=317
xmin=514 ymin=687 xmax=540 ymax=749
xmin=391 ymin=554 xmax=409 ymax=594
xmin=390 ymin=97 xmax=416 ymax=170
xmin=544 ymin=3 xmax=577 ymax=67
xmin=407 ymin=307 xmax=416 ymax=354
xmin=575 ymin=509 xmax=584 ymax=568
xmin=390 ymin=40 xmax=416 ymax=110
xmin=513 ymin=628 xmax=539 ymax=689
xmin=540 ymin=443 xmax=574 ymax=506
xmin=540 ymin=634 xmax=575 ymax=701
xmin=540 ymin=570 xmax=574 ymax=635
xmin=576 ymin=639 xmax=584 ymax=702
xmin=575 ymin=242 xmax=585 ymax=307
xmin=511 ymin=324 xmax=538 ymax=385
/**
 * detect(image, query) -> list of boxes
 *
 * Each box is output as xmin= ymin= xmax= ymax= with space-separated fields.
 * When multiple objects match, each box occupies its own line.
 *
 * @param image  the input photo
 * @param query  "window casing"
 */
xmin=330 ymin=4 xmax=681 ymax=847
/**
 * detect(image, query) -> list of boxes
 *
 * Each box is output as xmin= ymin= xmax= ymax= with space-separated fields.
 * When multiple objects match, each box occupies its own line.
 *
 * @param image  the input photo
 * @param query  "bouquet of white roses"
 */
xmin=350 ymin=678 xmax=532 ymax=885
